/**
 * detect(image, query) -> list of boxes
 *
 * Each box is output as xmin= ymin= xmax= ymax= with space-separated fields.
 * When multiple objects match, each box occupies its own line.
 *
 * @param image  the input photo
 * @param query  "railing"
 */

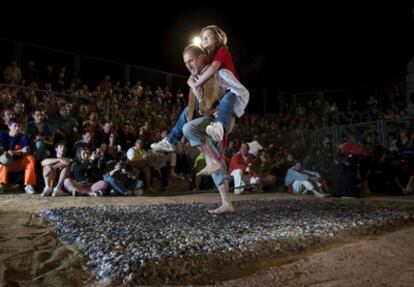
xmin=0 ymin=83 xmax=105 ymax=127
xmin=310 ymin=117 xmax=413 ymax=151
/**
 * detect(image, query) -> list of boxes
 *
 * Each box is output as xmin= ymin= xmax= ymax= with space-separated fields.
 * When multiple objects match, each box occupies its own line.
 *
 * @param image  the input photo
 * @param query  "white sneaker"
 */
xmin=41 ymin=187 xmax=52 ymax=197
xmin=90 ymin=190 xmax=103 ymax=197
xmin=150 ymin=139 xmax=175 ymax=152
xmin=206 ymin=122 xmax=224 ymax=142
xmin=24 ymin=185 xmax=36 ymax=195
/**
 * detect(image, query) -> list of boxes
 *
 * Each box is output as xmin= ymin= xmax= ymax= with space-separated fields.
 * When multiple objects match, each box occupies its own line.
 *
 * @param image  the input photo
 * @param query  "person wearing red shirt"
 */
xmin=228 ymin=143 xmax=260 ymax=195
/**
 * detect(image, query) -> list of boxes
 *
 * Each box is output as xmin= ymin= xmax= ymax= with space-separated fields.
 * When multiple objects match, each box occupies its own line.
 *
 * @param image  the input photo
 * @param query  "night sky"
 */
xmin=2 ymin=2 xmax=414 ymax=92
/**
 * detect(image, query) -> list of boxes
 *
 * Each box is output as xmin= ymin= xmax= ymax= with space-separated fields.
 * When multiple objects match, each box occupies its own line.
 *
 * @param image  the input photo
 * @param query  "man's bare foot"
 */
xmin=197 ymin=161 xmax=221 ymax=176
xmin=208 ymin=204 xmax=235 ymax=214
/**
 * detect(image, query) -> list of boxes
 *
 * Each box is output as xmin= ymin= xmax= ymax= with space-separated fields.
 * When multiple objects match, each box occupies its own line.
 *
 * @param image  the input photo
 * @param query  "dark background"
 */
xmin=1 ymin=2 xmax=414 ymax=92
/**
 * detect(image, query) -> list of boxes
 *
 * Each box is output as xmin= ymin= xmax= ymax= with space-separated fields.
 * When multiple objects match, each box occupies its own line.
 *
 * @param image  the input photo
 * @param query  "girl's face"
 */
xmin=201 ymin=29 xmax=218 ymax=50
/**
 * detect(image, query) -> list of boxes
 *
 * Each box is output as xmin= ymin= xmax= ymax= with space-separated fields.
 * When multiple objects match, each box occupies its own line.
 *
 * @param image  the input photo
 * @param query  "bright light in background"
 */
xmin=192 ymin=36 xmax=201 ymax=46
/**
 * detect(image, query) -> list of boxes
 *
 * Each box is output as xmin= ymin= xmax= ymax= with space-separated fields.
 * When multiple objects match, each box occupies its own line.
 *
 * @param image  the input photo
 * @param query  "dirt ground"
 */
xmin=221 ymin=225 xmax=414 ymax=287
xmin=1 ymin=192 xmax=414 ymax=286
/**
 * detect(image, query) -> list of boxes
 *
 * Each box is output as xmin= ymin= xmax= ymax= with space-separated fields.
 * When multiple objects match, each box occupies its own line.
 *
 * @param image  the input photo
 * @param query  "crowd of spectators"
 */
xmin=1 ymin=58 xmax=413 ymax=198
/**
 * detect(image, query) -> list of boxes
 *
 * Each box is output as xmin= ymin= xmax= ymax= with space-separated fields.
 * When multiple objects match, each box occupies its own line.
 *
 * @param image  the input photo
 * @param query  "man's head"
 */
xmin=240 ymin=143 xmax=249 ymax=156
xmin=183 ymin=44 xmax=205 ymax=76
xmin=81 ymin=129 xmax=93 ymax=144
xmin=1 ymin=108 xmax=15 ymax=123
xmin=134 ymin=138 xmax=143 ymax=149
xmin=8 ymin=117 xmax=21 ymax=134
xmin=294 ymin=160 xmax=303 ymax=170
xmin=32 ymin=109 xmax=45 ymax=123
xmin=55 ymin=141 xmax=67 ymax=156
xmin=13 ymin=102 xmax=24 ymax=115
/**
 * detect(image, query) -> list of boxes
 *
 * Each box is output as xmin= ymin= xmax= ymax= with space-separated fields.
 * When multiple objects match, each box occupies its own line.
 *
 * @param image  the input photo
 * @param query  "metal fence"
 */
xmin=310 ymin=117 xmax=413 ymax=151
xmin=0 ymin=83 xmax=104 ymax=128
xmin=2 ymin=82 xmax=412 ymax=158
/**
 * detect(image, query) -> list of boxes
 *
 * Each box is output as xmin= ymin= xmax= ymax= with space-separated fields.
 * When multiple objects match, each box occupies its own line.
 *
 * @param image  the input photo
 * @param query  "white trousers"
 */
xmin=230 ymin=169 xmax=260 ymax=195
xmin=292 ymin=180 xmax=314 ymax=194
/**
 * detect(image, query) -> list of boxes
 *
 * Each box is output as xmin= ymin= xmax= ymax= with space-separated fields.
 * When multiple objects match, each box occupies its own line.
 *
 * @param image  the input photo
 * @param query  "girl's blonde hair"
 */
xmin=200 ymin=25 xmax=228 ymax=47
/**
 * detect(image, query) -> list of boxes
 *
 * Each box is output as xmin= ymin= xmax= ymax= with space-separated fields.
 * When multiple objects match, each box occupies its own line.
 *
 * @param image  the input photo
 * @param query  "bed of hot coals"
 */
xmin=39 ymin=199 xmax=414 ymax=285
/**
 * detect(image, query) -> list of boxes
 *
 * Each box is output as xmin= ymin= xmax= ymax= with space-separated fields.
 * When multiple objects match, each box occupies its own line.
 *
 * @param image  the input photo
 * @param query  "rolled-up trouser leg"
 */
xmin=183 ymin=116 xmax=226 ymax=187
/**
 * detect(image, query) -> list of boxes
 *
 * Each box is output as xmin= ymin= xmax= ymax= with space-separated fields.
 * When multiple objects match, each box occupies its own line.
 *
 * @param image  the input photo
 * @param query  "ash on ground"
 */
xmin=39 ymin=199 xmax=414 ymax=285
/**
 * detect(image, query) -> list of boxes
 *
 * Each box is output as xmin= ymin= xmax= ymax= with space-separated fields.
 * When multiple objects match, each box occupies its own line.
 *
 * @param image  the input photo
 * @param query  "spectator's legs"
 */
xmin=103 ymin=175 xmax=128 ymax=196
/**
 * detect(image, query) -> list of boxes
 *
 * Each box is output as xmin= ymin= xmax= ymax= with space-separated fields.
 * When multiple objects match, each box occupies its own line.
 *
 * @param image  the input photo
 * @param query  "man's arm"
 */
xmin=303 ymin=169 xmax=320 ymax=178
xmin=8 ymin=146 xmax=30 ymax=156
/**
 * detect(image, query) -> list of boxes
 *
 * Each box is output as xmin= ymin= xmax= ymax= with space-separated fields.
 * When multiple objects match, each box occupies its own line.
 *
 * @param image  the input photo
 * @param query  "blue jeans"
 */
xmin=168 ymin=91 xmax=236 ymax=144
xmin=216 ymin=91 xmax=236 ymax=132
xmin=182 ymin=116 xmax=227 ymax=187
xmin=167 ymin=107 xmax=189 ymax=145
xmin=103 ymin=174 xmax=143 ymax=196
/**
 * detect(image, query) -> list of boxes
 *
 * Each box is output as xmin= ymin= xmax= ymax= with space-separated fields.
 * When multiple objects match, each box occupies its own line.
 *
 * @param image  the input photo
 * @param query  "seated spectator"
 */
xmin=26 ymin=108 xmax=54 ymax=160
xmin=63 ymin=146 xmax=107 ymax=196
xmin=23 ymin=60 xmax=39 ymax=85
xmin=3 ymin=60 xmax=22 ymax=84
xmin=55 ymin=104 xmax=79 ymax=147
xmin=0 ymin=117 xmax=36 ymax=194
xmin=126 ymin=139 xmax=153 ymax=192
xmin=247 ymin=135 xmax=263 ymax=158
xmin=393 ymin=155 xmax=414 ymax=195
xmin=285 ymin=160 xmax=327 ymax=198
xmin=72 ymin=129 xmax=96 ymax=157
xmin=254 ymin=149 xmax=277 ymax=191
xmin=12 ymin=101 xmax=27 ymax=131
xmin=228 ymin=143 xmax=260 ymax=195
xmin=103 ymin=161 xmax=143 ymax=196
xmin=82 ymin=111 xmax=100 ymax=134
xmin=175 ymin=139 xmax=197 ymax=180
xmin=94 ymin=121 xmax=113 ymax=147
xmin=0 ymin=108 xmax=15 ymax=132
xmin=192 ymin=153 xmax=206 ymax=191
xmin=104 ymin=132 xmax=123 ymax=162
xmin=41 ymin=142 xmax=72 ymax=196
xmin=118 ymin=121 xmax=135 ymax=151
